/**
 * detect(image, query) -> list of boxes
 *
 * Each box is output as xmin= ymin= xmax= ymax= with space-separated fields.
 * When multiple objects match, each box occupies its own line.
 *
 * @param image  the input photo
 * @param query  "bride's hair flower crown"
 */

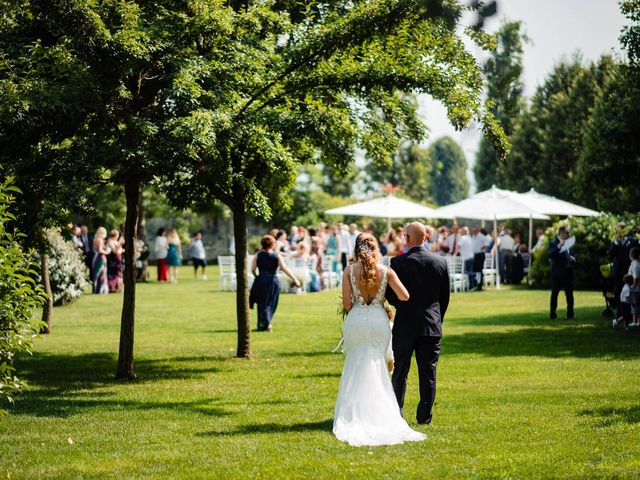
xmin=357 ymin=242 xmax=373 ymax=255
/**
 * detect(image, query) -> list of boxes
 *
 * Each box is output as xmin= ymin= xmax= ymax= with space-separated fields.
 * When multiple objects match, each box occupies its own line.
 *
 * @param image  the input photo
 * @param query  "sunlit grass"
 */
xmin=1 ymin=266 xmax=639 ymax=479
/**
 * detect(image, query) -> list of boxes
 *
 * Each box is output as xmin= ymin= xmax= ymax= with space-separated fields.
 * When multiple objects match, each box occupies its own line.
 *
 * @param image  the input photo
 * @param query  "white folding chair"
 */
xmin=446 ymin=256 xmax=468 ymax=293
xmin=482 ymin=253 xmax=497 ymax=287
xmin=217 ymin=256 xmax=236 ymax=291
xmin=321 ymin=255 xmax=339 ymax=289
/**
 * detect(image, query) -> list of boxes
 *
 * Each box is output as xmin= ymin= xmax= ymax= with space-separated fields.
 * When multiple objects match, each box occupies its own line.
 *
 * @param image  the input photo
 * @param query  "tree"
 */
xmin=160 ymin=0 xmax=507 ymax=357
xmin=576 ymin=1 xmax=640 ymax=213
xmin=502 ymin=55 xmax=616 ymax=204
xmin=365 ymin=143 xmax=433 ymax=203
xmin=427 ymin=136 xmax=469 ymax=205
xmin=474 ymin=21 xmax=527 ymax=191
xmin=0 ymin=182 xmax=46 ymax=411
xmin=2 ymin=0 xmax=507 ymax=364
xmin=0 ymin=1 xmax=99 ymax=333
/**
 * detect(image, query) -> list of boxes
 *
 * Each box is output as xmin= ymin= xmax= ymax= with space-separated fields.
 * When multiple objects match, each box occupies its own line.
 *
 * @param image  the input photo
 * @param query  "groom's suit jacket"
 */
xmin=386 ymin=246 xmax=450 ymax=337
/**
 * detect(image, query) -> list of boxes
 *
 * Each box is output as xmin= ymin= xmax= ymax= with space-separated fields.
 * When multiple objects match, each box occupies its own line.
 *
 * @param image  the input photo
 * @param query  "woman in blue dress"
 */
xmin=250 ymin=235 xmax=301 ymax=332
xmin=166 ymin=228 xmax=183 ymax=283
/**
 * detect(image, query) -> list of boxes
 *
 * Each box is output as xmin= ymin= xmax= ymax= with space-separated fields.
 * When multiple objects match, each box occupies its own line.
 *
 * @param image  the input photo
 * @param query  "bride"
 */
xmin=333 ymin=233 xmax=427 ymax=446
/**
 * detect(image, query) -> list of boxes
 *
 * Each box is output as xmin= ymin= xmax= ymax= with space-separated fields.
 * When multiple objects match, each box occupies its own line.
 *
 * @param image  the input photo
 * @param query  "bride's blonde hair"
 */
xmin=354 ymin=233 xmax=380 ymax=289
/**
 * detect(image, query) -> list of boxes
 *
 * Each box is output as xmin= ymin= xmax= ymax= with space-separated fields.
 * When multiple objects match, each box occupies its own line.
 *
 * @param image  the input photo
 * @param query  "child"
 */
xmin=628 ymin=247 xmax=640 ymax=327
xmin=613 ymin=274 xmax=633 ymax=329
xmin=189 ymin=232 xmax=207 ymax=280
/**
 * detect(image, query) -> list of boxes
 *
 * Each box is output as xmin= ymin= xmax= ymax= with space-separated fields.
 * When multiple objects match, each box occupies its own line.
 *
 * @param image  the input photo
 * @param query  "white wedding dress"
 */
xmin=333 ymin=265 xmax=427 ymax=447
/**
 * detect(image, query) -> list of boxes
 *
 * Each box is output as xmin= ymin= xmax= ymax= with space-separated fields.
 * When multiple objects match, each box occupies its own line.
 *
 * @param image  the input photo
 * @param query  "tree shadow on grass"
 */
xmin=12 ymin=352 xmax=231 ymax=418
xmin=196 ymin=419 xmax=333 ymax=437
xmin=451 ymin=305 xmax=603 ymax=328
xmin=444 ymin=309 xmax=640 ymax=359
xmin=579 ymin=406 xmax=640 ymax=427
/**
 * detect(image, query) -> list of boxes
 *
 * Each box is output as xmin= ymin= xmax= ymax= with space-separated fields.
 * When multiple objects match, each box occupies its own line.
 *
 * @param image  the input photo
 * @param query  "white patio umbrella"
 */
xmin=433 ymin=186 xmax=550 ymax=289
xmin=325 ymin=195 xmax=443 ymax=229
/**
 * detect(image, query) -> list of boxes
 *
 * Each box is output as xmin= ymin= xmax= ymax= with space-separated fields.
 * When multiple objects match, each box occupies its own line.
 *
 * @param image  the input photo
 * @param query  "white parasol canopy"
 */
xmin=325 ymin=195 xmax=442 ymax=228
xmin=516 ymin=188 xmax=600 ymax=217
xmin=433 ymin=186 xmax=550 ymax=221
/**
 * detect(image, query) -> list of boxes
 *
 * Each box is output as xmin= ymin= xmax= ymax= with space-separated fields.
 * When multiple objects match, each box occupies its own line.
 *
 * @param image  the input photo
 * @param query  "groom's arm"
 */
xmin=439 ymin=261 xmax=450 ymax=322
xmin=385 ymin=257 xmax=400 ymax=307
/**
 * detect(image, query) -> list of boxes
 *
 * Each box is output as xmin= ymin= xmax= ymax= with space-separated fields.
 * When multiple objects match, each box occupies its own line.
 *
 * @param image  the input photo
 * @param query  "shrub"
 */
xmin=0 ymin=184 xmax=46 ymax=411
xmin=528 ymin=213 xmax=640 ymax=290
xmin=41 ymin=228 xmax=89 ymax=305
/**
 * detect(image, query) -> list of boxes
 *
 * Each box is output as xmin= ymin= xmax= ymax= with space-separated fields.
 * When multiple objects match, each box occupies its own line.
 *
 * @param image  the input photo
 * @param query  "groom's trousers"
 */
xmin=391 ymin=334 xmax=441 ymax=424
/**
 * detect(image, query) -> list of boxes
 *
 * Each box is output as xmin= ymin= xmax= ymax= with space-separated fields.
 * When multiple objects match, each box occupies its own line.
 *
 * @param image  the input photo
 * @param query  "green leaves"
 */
xmin=0 ymin=181 xmax=46 ymax=409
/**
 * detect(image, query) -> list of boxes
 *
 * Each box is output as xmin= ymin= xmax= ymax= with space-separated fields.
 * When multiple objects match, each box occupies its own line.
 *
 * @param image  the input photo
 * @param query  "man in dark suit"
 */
xmin=386 ymin=222 xmax=450 ymax=425
xmin=548 ymin=226 xmax=576 ymax=319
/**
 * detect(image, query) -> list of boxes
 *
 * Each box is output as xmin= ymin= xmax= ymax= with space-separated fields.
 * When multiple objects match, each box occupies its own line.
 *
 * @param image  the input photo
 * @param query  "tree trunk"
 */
xmin=40 ymin=252 xmax=53 ymax=334
xmin=232 ymin=202 xmax=251 ymax=358
xmin=116 ymin=176 xmax=140 ymax=379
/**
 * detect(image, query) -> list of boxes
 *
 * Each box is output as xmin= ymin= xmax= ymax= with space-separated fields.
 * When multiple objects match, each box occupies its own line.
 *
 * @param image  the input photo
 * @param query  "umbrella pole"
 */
xmin=494 ymin=215 xmax=500 ymax=290
xmin=387 ymin=216 xmax=391 ymax=231
xmin=527 ymin=214 xmax=533 ymax=285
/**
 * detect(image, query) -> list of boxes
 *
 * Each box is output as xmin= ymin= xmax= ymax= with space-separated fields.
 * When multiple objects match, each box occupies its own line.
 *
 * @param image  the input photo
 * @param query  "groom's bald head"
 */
xmin=405 ymin=222 xmax=427 ymax=248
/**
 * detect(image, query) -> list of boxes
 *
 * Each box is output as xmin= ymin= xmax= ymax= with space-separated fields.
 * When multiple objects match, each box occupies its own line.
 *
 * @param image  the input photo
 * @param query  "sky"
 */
xmin=417 ymin=0 xmax=629 ymax=191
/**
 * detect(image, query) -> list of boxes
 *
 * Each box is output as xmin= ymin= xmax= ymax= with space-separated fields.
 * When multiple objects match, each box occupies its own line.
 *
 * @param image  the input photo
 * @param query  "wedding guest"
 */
xmin=71 ymin=225 xmax=84 ymax=251
xmin=499 ymin=228 xmax=515 ymax=284
xmin=309 ymin=239 xmax=323 ymax=292
xmin=189 ymin=232 xmax=207 ymax=280
xmin=166 ymin=228 xmax=183 ymax=283
xmin=628 ymin=247 xmax=640 ymax=327
xmin=250 ymin=235 xmax=300 ymax=331
xmin=317 ymin=222 xmax=328 ymax=251
xmin=134 ymin=236 xmax=148 ymax=282
xmin=458 ymin=227 xmax=475 ymax=288
xmin=548 ymin=226 xmax=575 ymax=320
xmin=92 ymin=227 xmax=110 ymax=294
xmin=78 ymin=225 xmax=94 ymax=280
xmin=348 ymin=223 xmax=360 ymax=260
xmin=154 ymin=228 xmax=169 ymax=282
xmin=337 ymin=223 xmax=350 ymax=270
xmin=513 ymin=233 xmax=522 ymax=253
xmin=275 ymin=230 xmax=289 ymax=253
xmin=289 ymin=226 xmax=300 ymax=247
xmin=106 ymin=229 xmax=124 ymax=293
xmin=444 ymin=224 xmax=460 ymax=256
xmin=613 ymin=274 xmax=633 ymax=329
xmin=609 ymin=222 xmax=638 ymax=317
xmin=325 ymin=226 xmax=341 ymax=274
xmin=386 ymin=230 xmax=402 ymax=257
xmin=531 ymin=229 xmax=546 ymax=253
xmin=379 ymin=232 xmax=389 ymax=256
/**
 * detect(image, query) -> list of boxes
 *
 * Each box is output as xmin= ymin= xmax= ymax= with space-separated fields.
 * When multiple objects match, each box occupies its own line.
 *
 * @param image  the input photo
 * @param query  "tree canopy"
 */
xmin=1 ymin=0 xmax=507 ymax=365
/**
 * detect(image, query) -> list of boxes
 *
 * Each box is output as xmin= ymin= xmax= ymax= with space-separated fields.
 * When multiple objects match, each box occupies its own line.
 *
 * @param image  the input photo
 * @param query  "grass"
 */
xmin=1 ymin=266 xmax=640 ymax=479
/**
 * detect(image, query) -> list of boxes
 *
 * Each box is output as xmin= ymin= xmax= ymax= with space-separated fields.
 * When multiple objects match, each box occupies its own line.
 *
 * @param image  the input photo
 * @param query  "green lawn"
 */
xmin=2 ymin=266 xmax=639 ymax=479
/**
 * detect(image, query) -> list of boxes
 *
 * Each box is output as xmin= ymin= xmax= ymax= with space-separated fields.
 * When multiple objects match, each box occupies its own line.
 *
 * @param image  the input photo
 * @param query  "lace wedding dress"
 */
xmin=333 ymin=265 xmax=427 ymax=446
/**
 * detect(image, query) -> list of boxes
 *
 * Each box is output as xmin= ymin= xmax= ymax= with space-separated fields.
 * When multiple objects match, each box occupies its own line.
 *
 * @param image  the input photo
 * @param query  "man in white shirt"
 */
xmin=471 ymin=227 xmax=486 ymax=254
xmin=189 ymin=232 xmax=207 ymax=280
xmin=458 ymin=227 xmax=476 ymax=289
xmin=499 ymin=228 xmax=515 ymax=283
xmin=531 ymin=229 xmax=546 ymax=253
xmin=444 ymin=224 xmax=460 ymax=255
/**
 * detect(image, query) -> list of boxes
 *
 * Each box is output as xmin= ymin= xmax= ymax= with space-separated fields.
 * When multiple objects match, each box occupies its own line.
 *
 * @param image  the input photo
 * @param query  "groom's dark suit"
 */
xmin=386 ymin=245 xmax=450 ymax=424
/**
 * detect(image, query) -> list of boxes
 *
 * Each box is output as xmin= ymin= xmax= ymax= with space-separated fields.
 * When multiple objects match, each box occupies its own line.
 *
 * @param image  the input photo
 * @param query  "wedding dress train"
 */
xmin=333 ymin=266 xmax=426 ymax=447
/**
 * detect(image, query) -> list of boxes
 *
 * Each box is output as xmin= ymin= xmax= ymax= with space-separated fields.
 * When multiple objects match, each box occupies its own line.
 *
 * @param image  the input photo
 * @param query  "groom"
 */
xmin=386 ymin=222 xmax=450 ymax=425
